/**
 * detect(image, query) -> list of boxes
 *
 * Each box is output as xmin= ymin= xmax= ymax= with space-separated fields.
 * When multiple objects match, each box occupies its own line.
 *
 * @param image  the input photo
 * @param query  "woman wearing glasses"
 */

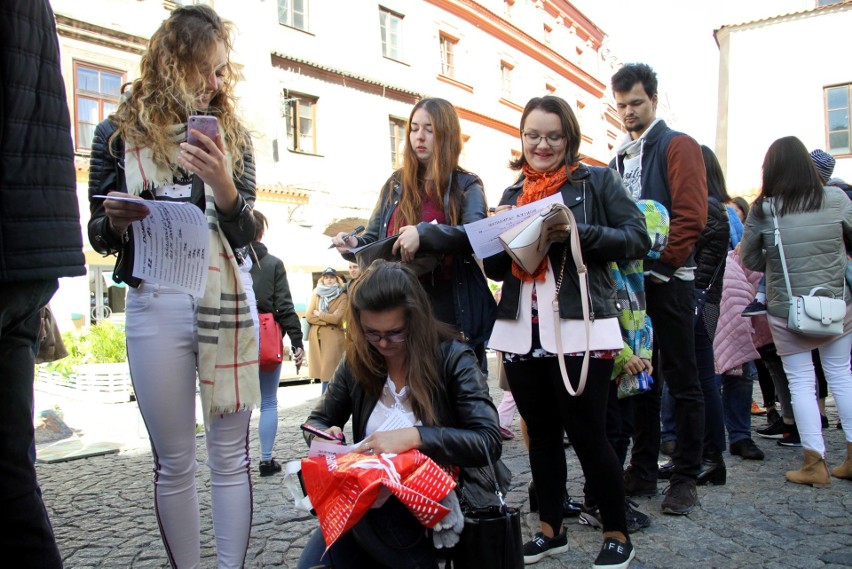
xmin=332 ymin=97 xmax=495 ymax=363
xmin=297 ymin=260 xmax=501 ymax=569
xmin=484 ymin=96 xmax=648 ymax=568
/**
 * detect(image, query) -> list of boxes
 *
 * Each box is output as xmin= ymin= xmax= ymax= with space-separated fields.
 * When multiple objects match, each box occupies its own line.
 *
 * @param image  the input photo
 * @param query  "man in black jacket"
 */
xmin=0 ymin=1 xmax=86 ymax=565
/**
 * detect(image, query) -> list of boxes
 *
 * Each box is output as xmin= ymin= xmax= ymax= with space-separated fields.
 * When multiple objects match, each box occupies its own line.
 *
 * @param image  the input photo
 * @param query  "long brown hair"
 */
xmin=509 ymin=95 xmax=582 ymax=171
xmin=344 ymin=261 xmax=457 ymax=426
xmin=753 ymin=136 xmax=824 ymax=218
xmin=110 ymin=5 xmax=247 ymax=172
xmin=390 ymin=98 xmax=463 ymax=233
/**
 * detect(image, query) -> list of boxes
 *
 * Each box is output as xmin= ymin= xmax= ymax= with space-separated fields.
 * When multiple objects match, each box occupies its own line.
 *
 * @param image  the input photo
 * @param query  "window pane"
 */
xmin=278 ymin=0 xmax=290 ymax=25
xmin=828 ymin=109 xmax=849 ymax=132
xmin=829 ymin=131 xmax=849 ymax=153
xmin=103 ymin=101 xmax=118 ymax=117
xmin=78 ymin=97 xmax=99 ymax=124
xmin=77 ymin=123 xmax=95 ymax=149
xmin=77 ymin=67 xmax=100 ymax=93
xmin=101 ymin=73 xmax=122 ymax=96
xmin=827 ymin=87 xmax=848 ymax=110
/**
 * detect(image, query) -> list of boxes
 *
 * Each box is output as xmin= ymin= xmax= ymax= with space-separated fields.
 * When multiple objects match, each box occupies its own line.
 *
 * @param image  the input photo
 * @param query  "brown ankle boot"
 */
xmin=786 ymin=449 xmax=831 ymax=487
xmin=830 ymin=442 xmax=852 ymax=480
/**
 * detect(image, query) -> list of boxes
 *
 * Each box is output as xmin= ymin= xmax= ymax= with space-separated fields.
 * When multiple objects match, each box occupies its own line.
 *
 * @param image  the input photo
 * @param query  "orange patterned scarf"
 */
xmin=512 ymin=164 xmax=571 ymax=282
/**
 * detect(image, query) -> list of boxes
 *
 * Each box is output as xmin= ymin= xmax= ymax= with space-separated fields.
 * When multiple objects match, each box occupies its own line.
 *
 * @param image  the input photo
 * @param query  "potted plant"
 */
xmin=38 ymin=321 xmax=132 ymax=403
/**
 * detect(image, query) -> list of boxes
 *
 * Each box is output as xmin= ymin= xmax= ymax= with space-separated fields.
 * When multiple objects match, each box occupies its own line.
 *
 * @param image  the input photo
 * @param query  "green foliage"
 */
xmin=44 ymin=321 xmax=127 ymax=378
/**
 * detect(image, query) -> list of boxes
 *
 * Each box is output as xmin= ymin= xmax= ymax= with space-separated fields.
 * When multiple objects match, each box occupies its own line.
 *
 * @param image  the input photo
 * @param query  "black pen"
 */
xmin=329 ymin=225 xmax=365 ymax=249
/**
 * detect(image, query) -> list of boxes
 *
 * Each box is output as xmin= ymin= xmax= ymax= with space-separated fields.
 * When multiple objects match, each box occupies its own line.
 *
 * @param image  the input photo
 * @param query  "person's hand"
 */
xmin=392 ymin=225 xmax=420 ymax=263
xmin=641 ymin=358 xmax=653 ymax=376
xmin=494 ymin=204 xmax=514 ymax=214
xmin=178 ymin=130 xmax=239 ymax=213
xmin=312 ymin=309 xmax=320 ymax=317
xmin=103 ymin=192 xmax=150 ymax=235
xmin=292 ymin=347 xmax=305 ymax=367
xmin=623 ymin=355 xmax=644 ymax=376
xmin=332 ymin=231 xmax=358 ymax=253
xmin=326 ymin=426 xmax=345 ymax=444
xmin=357 ymin=427 xmax=421 ymax=455
xmin=546 ymin=222 xmax=571 ymax=244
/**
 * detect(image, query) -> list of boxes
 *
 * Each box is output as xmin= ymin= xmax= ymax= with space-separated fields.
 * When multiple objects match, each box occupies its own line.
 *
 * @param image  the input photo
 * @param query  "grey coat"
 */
xmin=740 ymin=187 xmax=852 ymax=319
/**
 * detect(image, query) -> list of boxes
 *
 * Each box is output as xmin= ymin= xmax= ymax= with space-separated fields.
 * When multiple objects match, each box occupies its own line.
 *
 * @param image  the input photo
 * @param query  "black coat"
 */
xmin=484 ymin=164 xmax=650 ymax=321
xmin=249 ymin=242 xmax=303 ymax=350
xmin=87 ymin=120 xmax=257 ymax=286
xmin=0 ymin=0 xmax=85 ymax=282
xmin=304 ymin=340 xmax=501 ymax=468
xmin=693 ymin=197 xmax=730 ymax=305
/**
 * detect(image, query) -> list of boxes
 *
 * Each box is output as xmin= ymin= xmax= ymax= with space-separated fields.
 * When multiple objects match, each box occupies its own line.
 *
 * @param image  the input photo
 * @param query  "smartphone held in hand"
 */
xmin=187 ymin=115 xmax=219 ymax=148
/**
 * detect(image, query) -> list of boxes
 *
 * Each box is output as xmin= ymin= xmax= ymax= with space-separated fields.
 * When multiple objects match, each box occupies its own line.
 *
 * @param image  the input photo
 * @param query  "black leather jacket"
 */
xmin=87 ymin=119 xmax=257 ymax=287
xmin=304 ymin=339 xmax=502 ymax=468
xmin=484 ymin=164 xmax=650 ymax=321
xmin=346 ymin=169 xmax=496 ymax=344
xmin=694 ymin=197 xmax=730 ymax=305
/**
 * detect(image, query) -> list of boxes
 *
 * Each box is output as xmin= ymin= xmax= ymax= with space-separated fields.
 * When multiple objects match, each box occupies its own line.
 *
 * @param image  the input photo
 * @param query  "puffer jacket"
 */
xmin=484 ymin=164 xmax=650 ymax=321
xmin=304 ymin=339 xmax=502 ymax=468
xmin=0 ymin=0 xmax=85 ymax=282
xmin=87 ymin=119 xmax=257 ymax=286
xmin=741 ymin=187 xmax=852 ymax=318
xmin=346 ymin=169 xmax=496 ymax=344
xmin=714 ymin=250 xmax=760 ymax=374
xmin=694 ymin=197 xmax=730 ymax=305
xmin=249 ymin=242 xmax=303 ymax=350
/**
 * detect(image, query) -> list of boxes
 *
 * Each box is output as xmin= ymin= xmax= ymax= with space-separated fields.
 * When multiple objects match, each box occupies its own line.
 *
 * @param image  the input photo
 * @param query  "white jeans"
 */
xmin=126 ymin=284 xmax=252 ymax=569
xmin=779 ymin=333 xmax=852 ymax=456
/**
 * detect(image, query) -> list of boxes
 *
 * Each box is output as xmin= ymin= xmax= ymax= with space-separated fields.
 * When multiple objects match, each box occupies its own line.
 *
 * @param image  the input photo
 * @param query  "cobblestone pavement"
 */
xmin=36 ymin=354 xmax=852 ymax=568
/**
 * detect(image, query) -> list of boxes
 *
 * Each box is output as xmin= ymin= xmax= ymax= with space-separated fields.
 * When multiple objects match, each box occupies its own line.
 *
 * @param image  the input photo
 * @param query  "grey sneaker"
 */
xmin=661 ymin=479 xmax=697 ymax=515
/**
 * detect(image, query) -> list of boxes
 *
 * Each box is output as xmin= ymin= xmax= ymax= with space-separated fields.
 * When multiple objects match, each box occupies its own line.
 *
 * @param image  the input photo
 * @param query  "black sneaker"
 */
xmin=658 ymin=458 xmax=674 ymax=480
xmin=821 ymin=415 xmax=829 ymax=429
xmin=756 ymin=420 xmax=789 ymax=439
xmin=660 ymin=479 xmax=697 ymax=515
xmin=593 ymin=537 xmax=635 ymax=569
xmin=259 ymin=459 xmax=282 ymax=477
xmin=766 ymin=408 xmax=782 ymax=426
xmin=777 ymin=427 xmax=801 ymax=447
xmin=522 ymin=530 xmax=569 ymax=564
xmin=623 ymin=468 xmax=657 ymax=497
xmin=578 ymin=505 xmax=603 ymax=530
xmin=741 ymin=300 xmax=767 ymax=317
xmin=730 ymin=438 xmax=765 ymax=460
xmin=625 ymin=499 xmax=651 ymax=532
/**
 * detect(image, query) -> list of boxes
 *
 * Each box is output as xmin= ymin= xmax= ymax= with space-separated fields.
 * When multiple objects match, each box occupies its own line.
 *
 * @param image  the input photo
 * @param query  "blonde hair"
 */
xmin=110 ymin=5 xmax=247 ymax=172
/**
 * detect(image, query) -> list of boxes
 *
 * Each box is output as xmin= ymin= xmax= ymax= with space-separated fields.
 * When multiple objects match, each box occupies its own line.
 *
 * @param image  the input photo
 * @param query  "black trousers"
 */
xmin=505 ymin=355 xmax=627 ymax=534
xmin=629 ymin=278 xmax=705 ymax=482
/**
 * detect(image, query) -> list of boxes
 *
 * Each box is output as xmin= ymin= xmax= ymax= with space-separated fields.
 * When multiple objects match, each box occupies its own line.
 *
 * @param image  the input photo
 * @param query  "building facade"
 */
xmin=48 ymin=0 xmax=624 ymax=321
xmin=715 ymin=0 xmax=852 ymax=195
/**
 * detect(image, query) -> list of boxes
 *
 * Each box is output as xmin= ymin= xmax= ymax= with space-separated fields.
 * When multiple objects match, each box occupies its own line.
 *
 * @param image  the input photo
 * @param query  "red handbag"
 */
xmin=258 ymin=312 xmax=283 ymax=372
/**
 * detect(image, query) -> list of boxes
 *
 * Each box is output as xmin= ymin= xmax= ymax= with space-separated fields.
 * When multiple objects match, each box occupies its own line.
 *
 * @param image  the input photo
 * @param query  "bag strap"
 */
xmin=771 ymin=208 xmax=796 ymax=305
xmin=478 ymin=437 xmax=507 ymax=511
xmin=552 ymin=206 xmax=591 ymax=397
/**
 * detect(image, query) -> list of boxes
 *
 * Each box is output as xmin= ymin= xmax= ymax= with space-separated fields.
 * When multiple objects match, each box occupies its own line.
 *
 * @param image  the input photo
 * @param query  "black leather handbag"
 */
xmin=450 ymin=445 xmax=522 ymax=569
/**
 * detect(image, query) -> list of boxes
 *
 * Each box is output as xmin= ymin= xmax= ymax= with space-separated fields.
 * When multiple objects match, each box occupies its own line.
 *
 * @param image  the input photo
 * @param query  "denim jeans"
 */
xmin=631 ymin=278 xmax=705 ymax=482
xmin=0 ymin=279 xmax=62 ymax=568
xmin=297 ymin=497 xmax=436 ymax=569
xmin=258 ymin=364 xmax=281 ymax=461
xmin=721 ymin=372 xmax=754 ymax=446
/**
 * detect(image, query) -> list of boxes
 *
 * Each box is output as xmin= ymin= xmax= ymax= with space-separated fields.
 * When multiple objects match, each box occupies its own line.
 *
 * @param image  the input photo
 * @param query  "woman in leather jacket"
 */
xmin=332 ymin=98 xmax=495 ymax=361
xmin=484 ymin=96 xmax=648 ymax=568
xmin=297 ymin=261 xmax=501 ymax=569
xmin=86 ymin=6 xmax=257 ymax=568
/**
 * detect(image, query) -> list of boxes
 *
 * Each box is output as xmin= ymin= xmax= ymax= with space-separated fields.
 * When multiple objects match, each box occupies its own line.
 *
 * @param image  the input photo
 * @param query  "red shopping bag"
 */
xmin=301 ymin=449 xmax=456 ymax=548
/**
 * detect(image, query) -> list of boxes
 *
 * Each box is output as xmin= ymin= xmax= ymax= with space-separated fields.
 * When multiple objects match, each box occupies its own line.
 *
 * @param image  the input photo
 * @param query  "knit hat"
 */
xmin=810 ymin=149 xmax=835 ymax=183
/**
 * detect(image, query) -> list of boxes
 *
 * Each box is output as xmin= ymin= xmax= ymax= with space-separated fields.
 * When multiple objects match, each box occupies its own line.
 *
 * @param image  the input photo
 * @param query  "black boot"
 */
xmin=696 ymin=452 xmax=726 ymax=486
xmin=527 ymin=480 xmax=582 ymax=517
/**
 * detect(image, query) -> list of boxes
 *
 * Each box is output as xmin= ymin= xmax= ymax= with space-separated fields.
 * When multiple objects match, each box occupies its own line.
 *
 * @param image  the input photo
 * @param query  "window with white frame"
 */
xmin=389 ymin=117 xmax=405 ymax=169
xmin=439 ymin=34 xmax=457 ymax=78
xmin=278 ymin=0 xmax=308 ymax=31
xmin=500 ymin=61 xmax=513 ymax=100
xmin=74 ymin=62 xmax=123 ymax=151
xmin=379 ymin=7 xmax=403 ymax=61
xmin=285 ymin=94 xmax=317 ymax=153
xmin=826 ymin=84 xmax=850 ymax=155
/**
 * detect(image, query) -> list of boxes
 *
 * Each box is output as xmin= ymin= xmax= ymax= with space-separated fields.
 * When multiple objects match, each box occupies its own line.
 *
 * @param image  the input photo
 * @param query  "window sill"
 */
xmin=383 ymin=56 xmax=410 ymax=67
xmin=499 ymin=98 xmax=523 ymax=113
xmin=287 ymin=148 xmax=324 ymax=158
xmin=437 ymin=74 xmax=473 ymax=93
xmin=279 ymin=24 xmax=315 ymax=37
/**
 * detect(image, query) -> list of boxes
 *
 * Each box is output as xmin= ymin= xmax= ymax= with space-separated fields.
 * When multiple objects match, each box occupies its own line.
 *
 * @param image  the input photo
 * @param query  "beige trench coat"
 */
xmin=306 ymin=290 xmax=347 ymax=382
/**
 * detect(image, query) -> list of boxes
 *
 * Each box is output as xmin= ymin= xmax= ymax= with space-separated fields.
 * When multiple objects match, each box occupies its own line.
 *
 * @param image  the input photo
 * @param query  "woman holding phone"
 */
xmin=296 ymin=260 xmax=501 ymax=569
xmin=332 ymin=98 xmax=495 ymax=361
xmin=87 ymin=5 xmax=258 ymax=567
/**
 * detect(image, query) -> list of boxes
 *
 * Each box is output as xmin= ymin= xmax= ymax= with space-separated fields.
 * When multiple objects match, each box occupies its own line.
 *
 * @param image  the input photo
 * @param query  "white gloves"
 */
xmin=432 ymin=490 xmax=464 ymax=549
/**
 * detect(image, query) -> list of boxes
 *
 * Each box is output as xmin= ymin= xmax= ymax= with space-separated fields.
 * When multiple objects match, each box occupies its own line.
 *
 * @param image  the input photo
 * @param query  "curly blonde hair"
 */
xmin=110 ymin=5 xmax=247 ymax=172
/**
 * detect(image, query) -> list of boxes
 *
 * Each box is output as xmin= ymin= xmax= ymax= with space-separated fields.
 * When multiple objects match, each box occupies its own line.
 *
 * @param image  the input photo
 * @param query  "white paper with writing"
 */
xmin=93 ymin=195 xmax=209 ymax=297
xmin=464 ymin=193 xmax=566 ymax=259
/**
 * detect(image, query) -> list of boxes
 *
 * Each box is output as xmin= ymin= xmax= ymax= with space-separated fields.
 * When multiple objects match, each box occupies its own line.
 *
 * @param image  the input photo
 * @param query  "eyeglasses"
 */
xmin=522 ymin=132 xmax=566 ymax=147
xmin=364 ymin=330 xmax=407 ymax=344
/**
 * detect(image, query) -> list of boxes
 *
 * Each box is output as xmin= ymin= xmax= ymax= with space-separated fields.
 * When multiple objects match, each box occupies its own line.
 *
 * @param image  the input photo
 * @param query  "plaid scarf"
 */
xmin=124 ymin=129 xmax=260 ymax=422
xmin=513 ymin=164 xmax=569 ymax=282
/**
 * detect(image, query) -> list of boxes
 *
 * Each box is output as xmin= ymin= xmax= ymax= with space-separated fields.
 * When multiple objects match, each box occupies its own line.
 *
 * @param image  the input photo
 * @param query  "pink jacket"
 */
xmin=714 ymin=250 xmax=763 ymax=374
